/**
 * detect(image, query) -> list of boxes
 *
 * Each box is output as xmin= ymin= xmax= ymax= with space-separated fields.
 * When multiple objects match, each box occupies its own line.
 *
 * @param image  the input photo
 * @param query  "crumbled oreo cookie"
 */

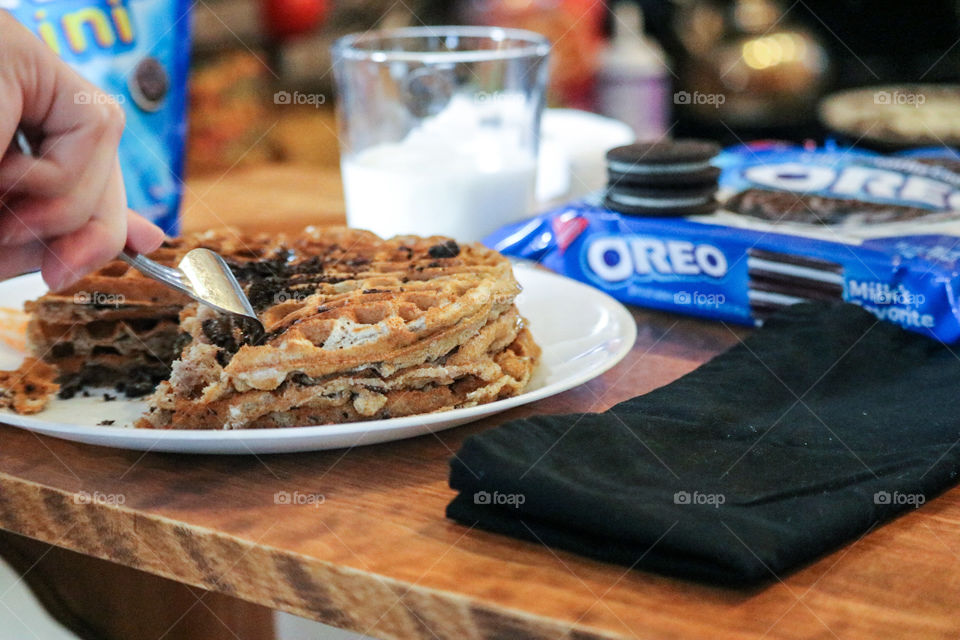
xmin=57 ymin=383 xmax=79 ymax=400
xmin=225 ymin=249 xmax=294 ymax=282
xmin=57 ymin=364 xmax=170 ymax=400
xmin=202 ymin=314 xmax=266 ymax=365
xmin=116 ymin=368 xmax=163 ymax=398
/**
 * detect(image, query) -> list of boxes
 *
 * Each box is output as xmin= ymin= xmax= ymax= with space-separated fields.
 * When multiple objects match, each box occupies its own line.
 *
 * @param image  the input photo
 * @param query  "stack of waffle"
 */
xmin=25 ymin=230 xmax=287 ymax=398
xmin=23 ymin=227 xmax=540 ymax=429
xmin=139 ymin=228 xmax=539 ymax=429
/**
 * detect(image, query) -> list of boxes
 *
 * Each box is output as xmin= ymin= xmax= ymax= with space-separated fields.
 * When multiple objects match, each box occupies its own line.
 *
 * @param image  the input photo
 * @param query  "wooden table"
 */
xmin=3 ymin=165 xmax=960 ymax=640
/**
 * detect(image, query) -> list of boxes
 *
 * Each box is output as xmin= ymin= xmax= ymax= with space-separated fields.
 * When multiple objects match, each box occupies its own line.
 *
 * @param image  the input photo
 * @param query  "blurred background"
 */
xmin=188 ymin=0 xmax=960 ymax=176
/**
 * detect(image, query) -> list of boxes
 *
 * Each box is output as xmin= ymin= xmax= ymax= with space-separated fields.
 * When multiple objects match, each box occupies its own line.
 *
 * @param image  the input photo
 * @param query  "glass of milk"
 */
xmin=331 ymin=27 xmax=550 ymax=241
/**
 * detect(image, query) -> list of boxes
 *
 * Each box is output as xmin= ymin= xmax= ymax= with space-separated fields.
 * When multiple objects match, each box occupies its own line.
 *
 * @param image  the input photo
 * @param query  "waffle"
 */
xmin=140 ymin=306 xmax=539 ymax=429
xmin=25 ymin=229 xmax=288 ymax=397
xmin=19 ymin=227 xmax=540 ymax=429
xmin=139 ymin=228 xmax=538 ymax=429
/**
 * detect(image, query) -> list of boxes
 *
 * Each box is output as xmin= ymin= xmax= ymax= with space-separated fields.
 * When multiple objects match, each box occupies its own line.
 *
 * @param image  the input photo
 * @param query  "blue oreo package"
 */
xmin=487 ymin=143 xmax=960 ymax=343
xmin=6 ymin=0 xmax=191 ymax=234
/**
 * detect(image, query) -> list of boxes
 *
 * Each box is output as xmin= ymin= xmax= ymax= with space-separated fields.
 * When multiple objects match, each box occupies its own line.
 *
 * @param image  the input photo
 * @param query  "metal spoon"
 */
xmin=119 ymin=249 xmax=261 ymax=329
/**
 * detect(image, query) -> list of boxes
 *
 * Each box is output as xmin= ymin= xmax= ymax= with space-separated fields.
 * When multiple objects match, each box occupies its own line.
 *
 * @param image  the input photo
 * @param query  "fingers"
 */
xmin=41 ymin=162 xmax=127 ymax=291
xmin=0 ymin=79 xmax=124 ymax=245
xmin=0 ymin=241 xmax=46 ymax=281
xmin=0 ymin=16 xmax=126 ymax=200
xmin=0 ymin=37 xmax=25 ymax=183
xmin=125 ymin=211 xmax=166 ymax=254
xmin=0 ymin=149 xmax=79 ymax=199
xmin=0 ymin=138 xmax=118 ymax=245
xmin=0 ymin=16 xmax=169 ymax=292
xmin=0 ymin=95 xmax=124 ymax=199
xmin=0 ymin=16 xmax=131 ymax=289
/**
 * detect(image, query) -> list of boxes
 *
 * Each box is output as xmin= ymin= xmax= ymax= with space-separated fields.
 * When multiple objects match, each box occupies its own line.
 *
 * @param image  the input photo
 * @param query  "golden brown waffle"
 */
xmin=246 ymin=326 xmax=538 ymax=429
xmin=19 ymin=226 xmax=540 ymax=427
xmin=140 ymin=228 xmax=538 ymax=429
xmin=139 ymin=306 xmax=539 ymax=429
xmin=221 ymin=228 xmax=521 ymax=384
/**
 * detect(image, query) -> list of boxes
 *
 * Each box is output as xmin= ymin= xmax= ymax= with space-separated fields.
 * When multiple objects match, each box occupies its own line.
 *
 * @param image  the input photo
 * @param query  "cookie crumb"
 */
xmin=428 ymin=240 xmax=460 ymax=259
xmin=0 ymin=358 xmax=59 ymax=414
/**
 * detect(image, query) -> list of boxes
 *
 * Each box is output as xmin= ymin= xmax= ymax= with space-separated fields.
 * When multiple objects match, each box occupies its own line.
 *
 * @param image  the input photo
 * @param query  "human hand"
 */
xmin=0 ymin=11 xmax=166 ymax=291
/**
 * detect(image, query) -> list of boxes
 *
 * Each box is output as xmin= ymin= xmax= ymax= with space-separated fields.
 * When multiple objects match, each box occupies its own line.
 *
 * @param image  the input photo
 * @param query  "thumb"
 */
xmin=125 ymin=210 xmax=166 ymax=254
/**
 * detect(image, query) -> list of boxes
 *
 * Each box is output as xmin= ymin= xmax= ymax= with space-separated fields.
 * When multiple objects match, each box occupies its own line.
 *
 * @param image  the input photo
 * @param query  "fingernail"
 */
xmin=129 ymin=217 xmax=167 ymax=254
xmin=148 ymin=223 xmax=167 ymax=249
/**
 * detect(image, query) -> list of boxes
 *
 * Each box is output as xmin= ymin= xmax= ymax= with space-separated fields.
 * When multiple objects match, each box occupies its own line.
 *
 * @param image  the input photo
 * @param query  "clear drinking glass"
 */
xmin=331 ymin=27 xmax=550 ymax=241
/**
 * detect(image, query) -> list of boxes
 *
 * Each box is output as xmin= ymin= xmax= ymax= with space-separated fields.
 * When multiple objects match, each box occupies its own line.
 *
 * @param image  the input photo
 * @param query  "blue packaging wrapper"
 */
xmin=715 ymin=141 xmax=960 ymax=210
xmin=7 ymin=0 xmax=192 ymax=234
xmin=487 ymin=143 xmax=960 ymax=343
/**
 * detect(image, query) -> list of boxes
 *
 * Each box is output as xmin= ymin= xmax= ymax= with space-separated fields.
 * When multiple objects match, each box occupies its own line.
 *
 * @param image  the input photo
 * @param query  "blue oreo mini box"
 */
xmin=487 ymin=143 xmax=960 ymax=343
xmin=6 ymin=0 xmax=192 ymax=234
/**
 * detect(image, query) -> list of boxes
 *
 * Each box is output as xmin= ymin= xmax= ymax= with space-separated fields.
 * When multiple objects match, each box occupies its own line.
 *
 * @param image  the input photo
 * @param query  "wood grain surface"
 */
xmin=181 ymin=164 xmax=346 ymax=235
xmin=2 ymin=166 xmax=960 ymax=640
xmin=0 ymin=529 xmax=276 ymax=640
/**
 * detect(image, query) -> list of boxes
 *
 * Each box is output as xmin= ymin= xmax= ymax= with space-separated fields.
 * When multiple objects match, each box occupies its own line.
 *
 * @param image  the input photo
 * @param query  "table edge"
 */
xmin=0 ymin=470 xmax=627 ymax=640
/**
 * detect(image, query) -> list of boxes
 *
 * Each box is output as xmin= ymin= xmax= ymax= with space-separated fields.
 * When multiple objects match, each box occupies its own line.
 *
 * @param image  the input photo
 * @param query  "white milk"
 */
xmin=341 ymin=95 xmax=537 ymax=241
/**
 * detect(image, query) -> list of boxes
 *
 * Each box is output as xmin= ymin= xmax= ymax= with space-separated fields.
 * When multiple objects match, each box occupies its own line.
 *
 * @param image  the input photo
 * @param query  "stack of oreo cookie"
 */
xmin=604 ymin=139 xmax=721 ymax=216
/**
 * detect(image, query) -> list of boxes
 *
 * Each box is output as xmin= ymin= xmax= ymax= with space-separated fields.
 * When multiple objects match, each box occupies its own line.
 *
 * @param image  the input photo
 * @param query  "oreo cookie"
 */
xmin=606 ymin=139 xmax=721 ymax=187
xmin=747 ymin=248 xmax=844 ymax=323
xmin=129 ymin=57 xmax=170 ymax=112
xmin=604 ymin=139 xmax=721 ymax=217
xmin=603 ymin=185 xmax=719 ymax=217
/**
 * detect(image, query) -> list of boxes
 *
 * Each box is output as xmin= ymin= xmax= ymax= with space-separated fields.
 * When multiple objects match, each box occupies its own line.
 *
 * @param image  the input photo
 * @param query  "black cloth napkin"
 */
xmin=447 ymin=303 xmax=960 ymax=586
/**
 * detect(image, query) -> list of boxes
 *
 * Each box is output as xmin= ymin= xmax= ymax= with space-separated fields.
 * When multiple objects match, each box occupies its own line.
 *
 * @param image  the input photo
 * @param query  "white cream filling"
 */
xmin=607 ymin=191 xmax=711 ymax=208
xmin=747 ymin=257 xmax=844 ymax=285
xmin=748 ymin=290 xmax=806 ymax=306
xmin=608 ymin=160 xmax=713 ymax=174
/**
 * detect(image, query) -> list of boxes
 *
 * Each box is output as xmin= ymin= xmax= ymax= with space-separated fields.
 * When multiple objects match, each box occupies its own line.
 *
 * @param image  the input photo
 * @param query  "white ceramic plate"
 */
xmin=0 ymin=265 xmax=636 ymax=454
